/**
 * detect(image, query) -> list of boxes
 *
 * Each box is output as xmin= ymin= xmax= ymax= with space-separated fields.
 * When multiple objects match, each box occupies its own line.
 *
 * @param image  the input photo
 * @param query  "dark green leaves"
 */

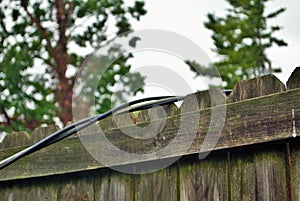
xmin=0 ymin=0 xmax=147 ymax=132
xmin=129 ymin=1 xmax=146 ymax=20
xmin=203 ymin=0 xmax=287 ymax=88
xmin=12 ymin=9 xmax=20 ymax=21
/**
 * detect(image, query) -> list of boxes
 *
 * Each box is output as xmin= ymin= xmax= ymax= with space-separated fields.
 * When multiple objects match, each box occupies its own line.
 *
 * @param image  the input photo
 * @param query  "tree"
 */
xmin=202 ymin=0 xmax=287 ymax=88
xmin=0 ymin=0 xmax=146 ymax=132
xmin=74 ymin=45 xmax=145 ymax=118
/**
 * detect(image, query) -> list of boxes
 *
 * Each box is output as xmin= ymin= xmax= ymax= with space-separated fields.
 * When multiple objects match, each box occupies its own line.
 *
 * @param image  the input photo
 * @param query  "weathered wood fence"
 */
xmin=0 ymin=67 xmax=299 ymax=201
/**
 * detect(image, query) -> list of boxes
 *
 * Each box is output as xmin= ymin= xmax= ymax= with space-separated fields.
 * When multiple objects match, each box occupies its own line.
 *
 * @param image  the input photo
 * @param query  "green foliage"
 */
xmin=0 ymin=0 xmax=147 ymax=132
xmin=203 ymin=0 xmax=287 ymax=88
xmin=77 ymin=46 xmax=145 ymax=116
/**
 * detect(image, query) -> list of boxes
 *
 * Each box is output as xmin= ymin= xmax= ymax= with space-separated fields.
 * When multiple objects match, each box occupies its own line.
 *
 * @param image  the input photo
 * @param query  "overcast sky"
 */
xmin=129 ymin=0 xmax=300 ymax=84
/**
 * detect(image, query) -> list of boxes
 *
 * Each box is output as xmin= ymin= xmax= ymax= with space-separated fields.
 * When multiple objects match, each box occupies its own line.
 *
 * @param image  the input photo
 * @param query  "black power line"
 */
xmin=0 ymin=96 xmax=184 ymax=170
xmin=0 ymin=90 xmax=231 ymax=171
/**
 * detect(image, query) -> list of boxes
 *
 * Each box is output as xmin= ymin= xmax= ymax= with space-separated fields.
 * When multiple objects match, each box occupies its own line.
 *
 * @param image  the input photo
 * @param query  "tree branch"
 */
xmin=55 ymin=0 xmax=70 ymax=47
xmin=68 ymin=14 xmax=93 ymax=35
xmin=21 ymin=1 xmax=56 ymax=59
xmin=1 ymin=107 xmax=11 ymax=125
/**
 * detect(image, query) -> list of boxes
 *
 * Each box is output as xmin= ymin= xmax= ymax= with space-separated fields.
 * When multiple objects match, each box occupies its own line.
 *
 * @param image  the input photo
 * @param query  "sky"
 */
xmin=127 ymin=0 xmax=300 ymax=85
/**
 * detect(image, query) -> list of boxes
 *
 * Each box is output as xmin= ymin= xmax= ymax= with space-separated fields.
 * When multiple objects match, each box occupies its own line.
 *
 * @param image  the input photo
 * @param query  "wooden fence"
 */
xmin=0 ymin=67 xmax=299 ymax=201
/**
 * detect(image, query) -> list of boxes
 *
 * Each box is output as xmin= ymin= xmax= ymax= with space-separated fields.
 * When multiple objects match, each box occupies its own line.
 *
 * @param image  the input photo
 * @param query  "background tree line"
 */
xmin=0 ymin=0 xmax=146 ymax=132
xmin=188 ymin=0 xmax=287 ymax=88
xmin=0 ymin=0 xmax=287 ymax=132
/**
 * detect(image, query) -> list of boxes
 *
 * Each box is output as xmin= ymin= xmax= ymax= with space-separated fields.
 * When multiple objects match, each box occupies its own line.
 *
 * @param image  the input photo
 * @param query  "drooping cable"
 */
xmin=0 ymin=96 xmax=184 ymax=170
xmin=47 ymin=96 xmax=185 ymax=145
xmin=0 ymin=89 xmax=231 ymax=171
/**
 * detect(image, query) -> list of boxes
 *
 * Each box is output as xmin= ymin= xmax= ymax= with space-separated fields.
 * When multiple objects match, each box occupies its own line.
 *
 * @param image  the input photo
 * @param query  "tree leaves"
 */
xmin=12 ymin=9 xmax=20 ymax=21
xmin=0 ymin=0 xmax=147 ymax=132
xmin=203 ymin=0 xmax=287 ymax=88
xmin=129 ymin=1 xmax=146 ymax=20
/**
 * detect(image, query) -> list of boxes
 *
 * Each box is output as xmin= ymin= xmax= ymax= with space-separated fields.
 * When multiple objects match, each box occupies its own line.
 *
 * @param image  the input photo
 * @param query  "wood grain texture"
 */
xmin=230 ymin=145 xmax=288 ymax=201
xmin=58 ymin=176 xmax=94 ymax=201
xmin=1 ymin=71 xmax=300 ymax=200
xmin=0 ymin=125 xmax=59 ymax=150
xmin=0 ymin=88 xmax=299 ymax=181
xmin=1 ymin=131 xmax=31 ymax=149
xmin=290 ymin=140 xmax=300 ymax=201
xmin=230 ymin=152 xmax=255 ymax=201
xmin=286 ymin=67 xmax=300 ymax=90
xmin=31 ymin=124 xmax=59 ymax=144
xmin=135 ymin=166 xmax=178 ymax=201
xmin=179 ymin=154 xmax=228 ymax=201
xmin=0 ymin=137 xmax=100 ymax=181
xmin=0 ymin=176 xmax=59 ymax=201
xmin=227 ymin=74 xmax=285 ymax=103
xmin=137 ymin=103 xmax=179 ymax=123
xmin=94 ymin=172 xmax=133 ymax=201
xmin=190 ymin=88 xmax=300 ymax=153
xmin=184 ymin=89 xmax=226 ymax=110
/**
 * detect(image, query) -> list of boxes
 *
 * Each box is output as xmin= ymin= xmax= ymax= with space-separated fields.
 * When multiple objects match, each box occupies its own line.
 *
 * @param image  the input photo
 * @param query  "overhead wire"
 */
xmin=0 ymin=89 xmax=231 ymax=171
xmin=0 ymin=95 xmax=184 ymax=170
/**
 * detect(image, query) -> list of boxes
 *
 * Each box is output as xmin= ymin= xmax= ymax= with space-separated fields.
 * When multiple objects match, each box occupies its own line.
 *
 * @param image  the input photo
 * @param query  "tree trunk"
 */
xmin=54 ymin=0 xmax=74 ymax=126
xmin=55 ymin=76 xmax=74 ymax=126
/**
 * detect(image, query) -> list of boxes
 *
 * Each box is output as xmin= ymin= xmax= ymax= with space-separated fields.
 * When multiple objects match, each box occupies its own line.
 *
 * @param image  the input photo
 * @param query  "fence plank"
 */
xmin=135 ymin=166 xmax=178 ymax=201
xmin=0 ymin=177 xmax=58 ymax=201
xmin=183 ymin=89 xmax=226 ymax=110
xmin=0 ymin=137 xmax=100 ymax=181
xmin=230 ymin=152 xmax=255 ymax=201
xmin=230 ymin=145 xmax=288 ymax=201
xmin=0 ymin=88 xmax=299 ymax=181
xmin=137 ymin=103 xmax=179 ymax=123
xmin=57 ymin=175 xmax=94 ymax=201
xmin=286 ymin=67 xmax=300 ymax=90
xmin=227 ymin=74 xmax=285 ymax=103
xmin=1 ymin=131 xmax=31 ymax=149
xmin=179 ymin=154 xmax=228 ymax=201
xmin=31 ymin=125 xmax=59 ymax=144
xmin=290 ymin=141 xmax=300 ymax=201
xmin=94 ymin=172 xmax=133 ymax=201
